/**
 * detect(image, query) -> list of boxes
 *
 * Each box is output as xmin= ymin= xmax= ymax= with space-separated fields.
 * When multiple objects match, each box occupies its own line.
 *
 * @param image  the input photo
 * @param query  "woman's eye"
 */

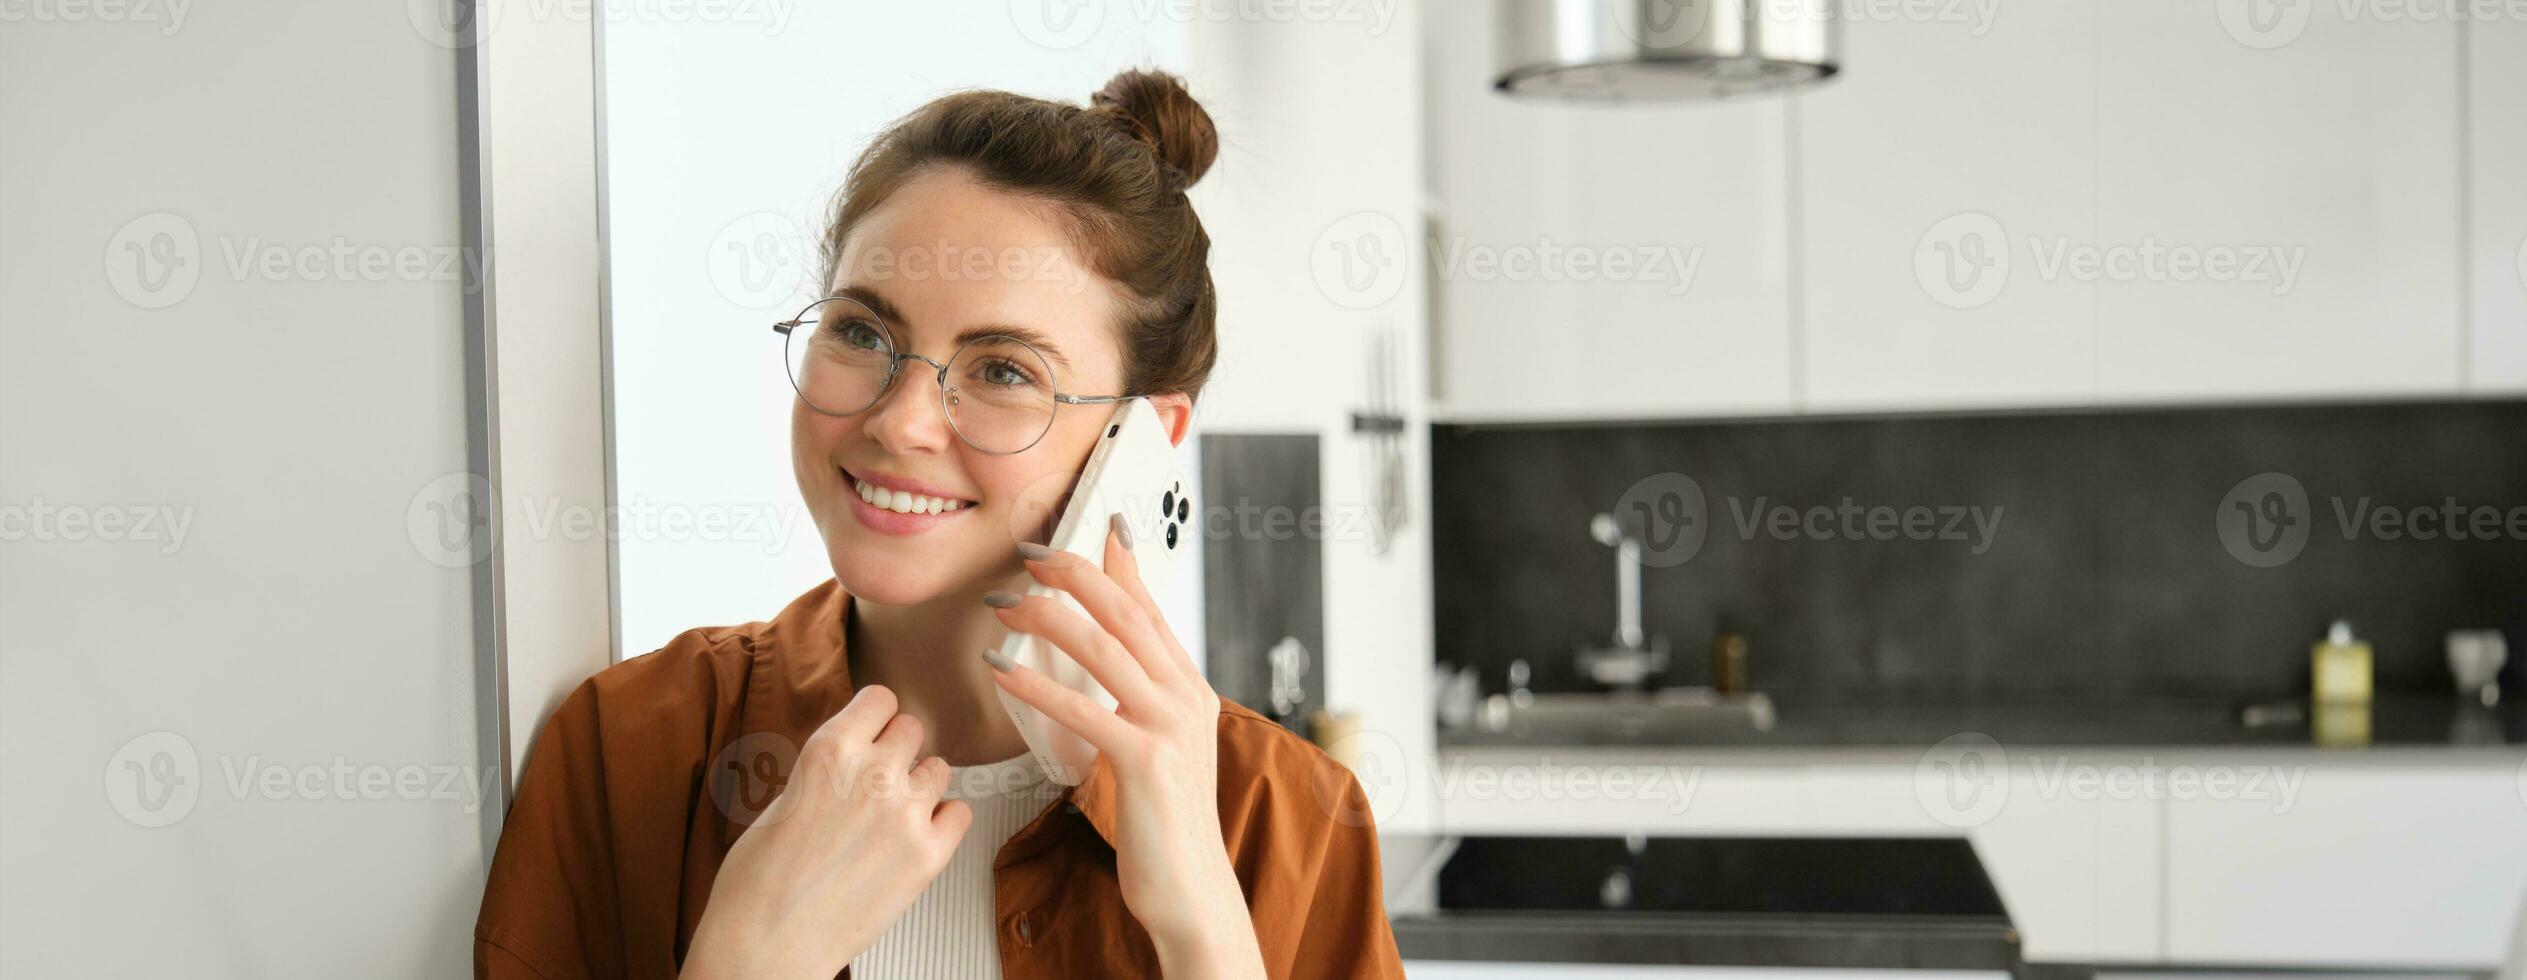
xmin=833 ymin=321 xmax=886 ymax=351
xmin=976 ymin=358 xmax=1036 ymax=388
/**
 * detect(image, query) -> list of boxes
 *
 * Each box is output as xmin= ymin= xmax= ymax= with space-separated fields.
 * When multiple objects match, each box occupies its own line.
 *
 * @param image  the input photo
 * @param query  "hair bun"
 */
xmin=1091 ymin=68 xmax=1218 ymax=192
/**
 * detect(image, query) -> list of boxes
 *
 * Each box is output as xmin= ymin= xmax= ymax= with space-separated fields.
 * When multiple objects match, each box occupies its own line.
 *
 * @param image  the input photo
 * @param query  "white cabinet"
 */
xmin=1794 ymin=0 xmax=2103 ymax=413
xmin=2091 ymin=0 xmax=2465 ymax=402
xmin=1423 ymin=0 xmax=1794 ymax=422
xmin=2162 ymin=759 xmax=2527 ymax=967
xmin=1428 ymin=0 xmax=2513 ymax=419
xmin=1970 ymin=765 xmax=2163 ymax=963
xmin=2468 ymin=16 xmax=2527 ymax=392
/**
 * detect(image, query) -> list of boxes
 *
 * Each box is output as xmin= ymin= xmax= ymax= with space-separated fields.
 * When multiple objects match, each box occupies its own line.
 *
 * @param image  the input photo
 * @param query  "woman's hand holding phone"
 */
xmin=680 ymin=686 xmax=973 ymax=980
xmin=983 ymin=515 xmax=1268 ymax=980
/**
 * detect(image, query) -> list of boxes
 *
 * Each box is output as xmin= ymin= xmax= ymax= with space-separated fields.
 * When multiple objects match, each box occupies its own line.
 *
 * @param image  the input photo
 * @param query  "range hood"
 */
xmin=1495 ymin=0 xmax=1841 ymax=101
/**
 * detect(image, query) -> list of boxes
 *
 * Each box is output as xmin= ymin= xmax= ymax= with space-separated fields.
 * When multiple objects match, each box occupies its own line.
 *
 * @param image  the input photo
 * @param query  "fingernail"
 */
xmin=1110 ymin=512 xmax=1133 ymax=550
xmin=982 ymin=648 xmax=1016 ymax=673
xmin=982 ymin=591 xmax=1022 ymax=609
xmin=1017 ymin=541 xmax=1054 ymax=561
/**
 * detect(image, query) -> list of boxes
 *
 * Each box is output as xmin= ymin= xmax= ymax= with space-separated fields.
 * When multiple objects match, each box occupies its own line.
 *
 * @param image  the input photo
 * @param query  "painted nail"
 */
xmin=982 ymin=591 xmax=1022 ymax=609
xmin=982 ymin=648 xmax=1016 ymax=673
xmin=1016 ymin=541 xmax=1055 ymax=561
xmin=1110 ymin=512 xmax=1133 ymax=550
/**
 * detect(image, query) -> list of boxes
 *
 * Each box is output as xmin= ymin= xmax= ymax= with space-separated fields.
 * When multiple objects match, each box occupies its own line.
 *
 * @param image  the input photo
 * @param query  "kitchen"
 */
xmin=7 ymin=0 xmax=2524 ymax=976
xmin=1195 ymin=0 xmax=2527 ymax=973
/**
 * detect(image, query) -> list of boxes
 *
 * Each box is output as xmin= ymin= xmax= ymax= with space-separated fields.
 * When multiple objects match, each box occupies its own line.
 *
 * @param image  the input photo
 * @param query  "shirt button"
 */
xmin=1061 ymin=801 xmax=1080 ymax=815
xmin=1012 ymin=913 xmax=1036 ymax=945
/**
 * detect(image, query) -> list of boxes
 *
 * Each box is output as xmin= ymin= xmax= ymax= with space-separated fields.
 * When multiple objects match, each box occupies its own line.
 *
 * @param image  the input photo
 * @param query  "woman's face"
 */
xmin=794 ymin=166 xmax=1183 ymax=607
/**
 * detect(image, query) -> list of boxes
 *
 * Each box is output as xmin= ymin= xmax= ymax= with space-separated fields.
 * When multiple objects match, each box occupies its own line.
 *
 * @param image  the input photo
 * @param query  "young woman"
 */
xmin=472 ymin=70 xmax=1406 ymax=979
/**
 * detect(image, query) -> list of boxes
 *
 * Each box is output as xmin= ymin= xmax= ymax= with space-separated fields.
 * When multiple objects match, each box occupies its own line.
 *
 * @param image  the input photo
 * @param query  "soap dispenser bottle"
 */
xmin=2311 ymin=620 xmax=2374 ymax=705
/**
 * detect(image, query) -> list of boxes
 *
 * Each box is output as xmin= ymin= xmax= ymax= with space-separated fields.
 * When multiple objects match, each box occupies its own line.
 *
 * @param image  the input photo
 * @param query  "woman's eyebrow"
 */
xmin=834 ymin=283 xmax=1074 ymax=371
xmin=953 ymin=324 xmax=1072 ymax=371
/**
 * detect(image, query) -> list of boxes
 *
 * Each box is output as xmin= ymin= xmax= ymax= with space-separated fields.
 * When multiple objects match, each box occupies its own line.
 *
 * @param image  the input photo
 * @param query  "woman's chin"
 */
xmin=826 ymin=549 xmax=980 ymax=608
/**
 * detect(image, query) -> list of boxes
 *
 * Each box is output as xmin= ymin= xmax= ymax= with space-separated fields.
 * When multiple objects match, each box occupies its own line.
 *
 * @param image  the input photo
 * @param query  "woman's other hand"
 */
xmin=681 ymin=685 xmax=972 ymax=980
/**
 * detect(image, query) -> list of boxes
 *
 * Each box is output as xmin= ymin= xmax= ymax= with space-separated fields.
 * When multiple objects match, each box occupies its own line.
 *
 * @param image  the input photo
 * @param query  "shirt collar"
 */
xmin=753 ymin=578 xmax=1126 ymax=850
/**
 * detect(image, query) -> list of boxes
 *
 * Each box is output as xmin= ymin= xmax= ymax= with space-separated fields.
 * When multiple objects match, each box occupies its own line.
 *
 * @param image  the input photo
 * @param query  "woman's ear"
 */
xmin=1149 ymin=393 xmax=1194 ymax=447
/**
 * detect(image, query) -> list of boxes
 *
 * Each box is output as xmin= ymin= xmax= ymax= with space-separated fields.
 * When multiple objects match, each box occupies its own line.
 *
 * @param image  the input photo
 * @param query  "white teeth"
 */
xmin=852 ymin=477 xmax=965 ymax=516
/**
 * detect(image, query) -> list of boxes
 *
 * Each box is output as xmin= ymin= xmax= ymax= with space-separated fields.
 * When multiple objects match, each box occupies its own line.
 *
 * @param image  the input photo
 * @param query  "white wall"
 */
xmin=602 ymin=1 xmax=1193 ymax=658
xmin=1187 ymin=0 xmax=1437 ymax=833
xmin=1 ymin=2 xmax=486 ymax=975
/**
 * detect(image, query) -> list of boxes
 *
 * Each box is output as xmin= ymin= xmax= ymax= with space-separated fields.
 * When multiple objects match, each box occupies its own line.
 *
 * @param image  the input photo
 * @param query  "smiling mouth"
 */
xmin=842 ymin=469 xmax=974 ymax=516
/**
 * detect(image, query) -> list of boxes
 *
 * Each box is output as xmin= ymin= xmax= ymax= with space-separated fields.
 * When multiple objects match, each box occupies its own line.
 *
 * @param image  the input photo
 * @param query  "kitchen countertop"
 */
xmin=1437 ymin=691 xmax=2527 ymax=750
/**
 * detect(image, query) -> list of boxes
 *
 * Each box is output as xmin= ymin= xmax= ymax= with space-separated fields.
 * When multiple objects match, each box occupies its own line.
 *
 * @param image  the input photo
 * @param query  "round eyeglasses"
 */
xmin=774 ymin=295 xmax=1131 ymax=455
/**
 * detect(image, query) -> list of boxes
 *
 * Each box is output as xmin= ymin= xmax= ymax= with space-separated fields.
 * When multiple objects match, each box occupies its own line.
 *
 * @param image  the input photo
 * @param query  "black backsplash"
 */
xmin=1432 ymin=400 xmax=2527 ymax=701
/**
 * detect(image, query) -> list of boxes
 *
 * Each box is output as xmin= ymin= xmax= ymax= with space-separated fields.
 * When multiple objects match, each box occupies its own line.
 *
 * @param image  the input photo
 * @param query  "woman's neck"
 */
xmin=842 ymin=576 xmax=1034 ymax=766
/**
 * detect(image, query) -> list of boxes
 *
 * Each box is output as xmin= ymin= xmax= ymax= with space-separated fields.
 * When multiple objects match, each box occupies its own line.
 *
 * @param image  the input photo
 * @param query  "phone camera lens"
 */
xmin=1176 ymin=497 xmax=1190 ymax=523
xmin=1161 ymin=490 xmax=1175 ymax=517
xmin=1165 ymin=523 xmax=1178 ymax=549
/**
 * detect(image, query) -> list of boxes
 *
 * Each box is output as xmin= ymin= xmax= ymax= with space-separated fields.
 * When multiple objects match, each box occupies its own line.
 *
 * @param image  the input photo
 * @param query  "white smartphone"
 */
xmin=991 ymin=398 xmax=1191 ymax=786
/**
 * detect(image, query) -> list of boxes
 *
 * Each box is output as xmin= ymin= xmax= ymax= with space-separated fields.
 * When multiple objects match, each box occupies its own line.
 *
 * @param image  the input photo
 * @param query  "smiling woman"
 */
xmin=472 ymin=68 xmax=1408 ymax=980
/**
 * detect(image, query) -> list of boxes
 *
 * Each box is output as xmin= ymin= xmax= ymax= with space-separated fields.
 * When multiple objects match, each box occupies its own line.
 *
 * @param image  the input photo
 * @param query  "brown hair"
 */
xmin=818 ymin=68 xmax=1221 ymax=399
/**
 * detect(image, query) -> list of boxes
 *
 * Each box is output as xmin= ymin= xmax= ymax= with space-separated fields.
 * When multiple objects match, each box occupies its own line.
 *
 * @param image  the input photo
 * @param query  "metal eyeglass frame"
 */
xmin=773 ymin=297 xmax=1135 ymax=455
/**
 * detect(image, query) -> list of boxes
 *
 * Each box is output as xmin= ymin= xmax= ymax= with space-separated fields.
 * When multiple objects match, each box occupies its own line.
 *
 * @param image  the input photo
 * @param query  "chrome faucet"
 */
xmin=1577 ymin=513 xmax=1669 ymax=690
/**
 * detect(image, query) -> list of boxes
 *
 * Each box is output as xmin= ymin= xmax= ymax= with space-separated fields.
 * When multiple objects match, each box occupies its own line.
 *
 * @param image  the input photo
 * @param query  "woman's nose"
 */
xmin=859 ymin=359 xmax=957 ymax=455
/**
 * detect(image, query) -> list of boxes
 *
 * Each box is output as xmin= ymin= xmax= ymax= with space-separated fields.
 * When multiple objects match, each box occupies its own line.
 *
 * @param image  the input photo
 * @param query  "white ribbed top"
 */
xmin=847 ymin=751 xmax=1064 ymax=979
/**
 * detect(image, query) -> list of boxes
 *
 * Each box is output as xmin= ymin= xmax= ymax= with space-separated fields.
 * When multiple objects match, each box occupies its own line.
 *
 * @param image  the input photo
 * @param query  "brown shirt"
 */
xmin=474 ymin=578 xmax=1407 ymax=979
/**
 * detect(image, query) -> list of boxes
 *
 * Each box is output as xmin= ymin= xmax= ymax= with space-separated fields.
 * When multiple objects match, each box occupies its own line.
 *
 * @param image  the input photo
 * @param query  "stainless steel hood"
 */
xmin=1495 ymin=0 xmax=1841 ymax=101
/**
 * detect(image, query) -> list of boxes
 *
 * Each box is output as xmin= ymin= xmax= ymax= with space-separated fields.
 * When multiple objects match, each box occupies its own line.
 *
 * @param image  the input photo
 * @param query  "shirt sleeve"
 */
xmin=474 ymin=677 xmax=625 ymax=980
xmin=1285 ymin=767 xmax=1409 ymax=980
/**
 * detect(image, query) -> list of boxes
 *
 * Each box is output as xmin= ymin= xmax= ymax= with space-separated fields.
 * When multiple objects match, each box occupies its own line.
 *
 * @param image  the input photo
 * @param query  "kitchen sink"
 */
xmin=1455 ymin=687 xmax=1776 ymax=745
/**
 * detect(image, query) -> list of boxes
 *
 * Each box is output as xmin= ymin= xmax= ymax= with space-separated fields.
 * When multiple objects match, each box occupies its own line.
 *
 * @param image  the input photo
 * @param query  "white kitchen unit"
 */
xmin=1422 ymin=0 xmax=1795 ymax=422
xmin=1793 ymin=0 xmax=2103 ymax=413
xmin=2161 ymin=759 xmax=2527 ymax=967
xmin=1426 ymin=0 xmax=2518 ymax=419
xmin=1420 ymin=747 xmax=2527 ymax=968
xmin=2090 ymin=0 xmax=2464 ymax=403
xmin=1949 ymin=765 xmax=2164 ymax=963
xmin=2467 ymin=16 xmax=2527 ymax=392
